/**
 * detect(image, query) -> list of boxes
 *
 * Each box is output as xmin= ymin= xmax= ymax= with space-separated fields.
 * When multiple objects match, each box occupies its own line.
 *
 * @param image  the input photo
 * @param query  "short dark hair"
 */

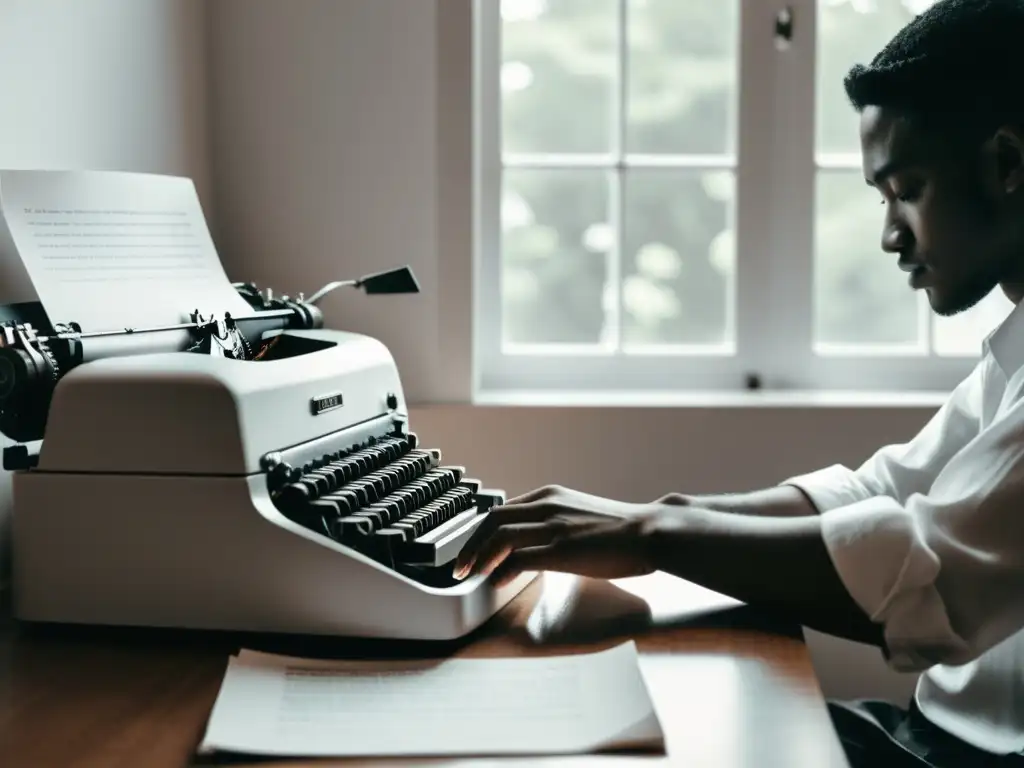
xmin=844 ymin=0 xmax=1024 ymax=138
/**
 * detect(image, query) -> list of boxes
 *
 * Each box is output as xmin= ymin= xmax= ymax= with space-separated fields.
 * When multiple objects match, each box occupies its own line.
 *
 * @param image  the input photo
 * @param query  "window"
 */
xmin=472 ymin=0 xmax=1014 ymax=396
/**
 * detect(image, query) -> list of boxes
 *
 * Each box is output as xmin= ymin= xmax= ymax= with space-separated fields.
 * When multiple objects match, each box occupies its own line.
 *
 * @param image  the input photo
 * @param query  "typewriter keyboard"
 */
xmin=268 ymin=432 xmax=501 ymax=574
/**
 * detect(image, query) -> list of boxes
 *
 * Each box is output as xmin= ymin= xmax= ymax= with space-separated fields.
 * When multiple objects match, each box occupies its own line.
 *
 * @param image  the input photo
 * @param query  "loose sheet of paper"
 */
xmin=0 ymin=170 xmax=253 ymax=330
xmin=198 ymin=640 xmax=664 ymax=758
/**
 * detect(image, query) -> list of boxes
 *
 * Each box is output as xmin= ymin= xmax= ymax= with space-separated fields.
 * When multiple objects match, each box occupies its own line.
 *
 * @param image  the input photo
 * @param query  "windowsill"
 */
xmin=469 ymin=389 xmax=950 ymax=409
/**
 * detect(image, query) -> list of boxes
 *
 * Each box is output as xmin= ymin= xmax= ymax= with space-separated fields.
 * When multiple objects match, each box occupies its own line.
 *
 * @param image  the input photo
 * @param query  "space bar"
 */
xmin=402 ymin=508 xmax=488 ymax=566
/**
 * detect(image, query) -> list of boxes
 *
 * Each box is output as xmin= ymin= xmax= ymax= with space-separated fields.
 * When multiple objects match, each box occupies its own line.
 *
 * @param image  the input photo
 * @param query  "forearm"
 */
xmin=643 ymin=504 xmax=884 ymax=648
xmin=661 ymin=484 xmax=820 ymax=518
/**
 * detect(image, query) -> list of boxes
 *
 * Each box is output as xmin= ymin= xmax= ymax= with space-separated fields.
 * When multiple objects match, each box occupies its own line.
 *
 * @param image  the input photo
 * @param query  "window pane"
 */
xmin=816 ymin=0 xmax=940 ymax=155
xmin=501 ymin=169 xmax=612 ymax=345
xmin=814 ymin=171 xmax=921 ymax=347
xmin=933 ymin=289 xmax=1014 ymax=356
xmin=623 ymin=169 xmax=733 ymax=346
xmin=501 ymin=0 xmax=616 ymax=154
xmin=626 ymin=0 xmax=738 ymax=155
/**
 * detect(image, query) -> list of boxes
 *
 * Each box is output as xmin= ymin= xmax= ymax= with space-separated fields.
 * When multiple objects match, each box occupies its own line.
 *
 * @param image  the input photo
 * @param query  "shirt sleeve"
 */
xmin=782 ymin=362 xmax=1024 ymax=673
xmin=784 ymin=361 xmax=984 ymax=514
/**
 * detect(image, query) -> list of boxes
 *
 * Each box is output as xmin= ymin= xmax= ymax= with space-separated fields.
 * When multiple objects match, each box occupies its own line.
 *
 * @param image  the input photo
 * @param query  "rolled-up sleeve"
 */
xmin=778 ymin=362 xmax=1024 ymax=673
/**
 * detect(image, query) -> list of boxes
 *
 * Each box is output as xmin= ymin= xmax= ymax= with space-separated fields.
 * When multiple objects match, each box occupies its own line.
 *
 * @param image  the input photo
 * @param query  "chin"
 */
xmin=926 ymin=285 xmax=987 ymax=318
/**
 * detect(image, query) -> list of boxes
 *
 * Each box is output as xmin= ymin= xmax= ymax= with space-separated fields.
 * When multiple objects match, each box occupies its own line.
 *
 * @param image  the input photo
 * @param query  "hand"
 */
xmin=453 ymin=485 xmax=658 ymax=587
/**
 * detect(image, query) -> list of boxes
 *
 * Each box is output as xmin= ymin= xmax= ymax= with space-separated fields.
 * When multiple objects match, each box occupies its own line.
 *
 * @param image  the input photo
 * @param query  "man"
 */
xmin=454 ymin=1 xmax=1024 ymax=765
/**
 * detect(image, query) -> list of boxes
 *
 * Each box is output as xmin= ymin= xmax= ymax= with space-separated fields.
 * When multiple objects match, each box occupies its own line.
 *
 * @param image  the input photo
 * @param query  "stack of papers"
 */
xmin=198 ymin=640 xmax=664 ymax=759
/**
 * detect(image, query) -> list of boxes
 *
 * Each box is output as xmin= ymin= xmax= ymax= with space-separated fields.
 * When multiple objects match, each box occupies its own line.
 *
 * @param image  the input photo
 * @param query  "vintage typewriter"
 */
xmin=3 ymin=266 xmax=534 ymax=640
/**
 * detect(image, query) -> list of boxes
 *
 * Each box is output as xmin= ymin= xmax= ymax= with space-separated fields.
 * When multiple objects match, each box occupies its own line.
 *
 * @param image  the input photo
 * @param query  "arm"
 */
xmin=645 ymin=393 xmax=1024 ymax=672
xmin=663 ymin=363 xmax=981 ymax=521
xmin=660 ymin=486 xmax=820 ymax=518
xmin=641 ymin=506 xmax=884 ymax=646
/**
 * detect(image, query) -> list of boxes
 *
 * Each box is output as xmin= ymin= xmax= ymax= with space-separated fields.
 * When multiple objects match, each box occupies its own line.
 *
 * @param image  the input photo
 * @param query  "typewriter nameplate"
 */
xmin=310 ymin=392 xmax=344 ymax=415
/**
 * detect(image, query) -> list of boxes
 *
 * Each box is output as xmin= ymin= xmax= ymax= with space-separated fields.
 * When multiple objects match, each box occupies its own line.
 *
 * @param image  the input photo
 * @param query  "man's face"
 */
xmin=859 ymin=105 xmax=1016 ymax=316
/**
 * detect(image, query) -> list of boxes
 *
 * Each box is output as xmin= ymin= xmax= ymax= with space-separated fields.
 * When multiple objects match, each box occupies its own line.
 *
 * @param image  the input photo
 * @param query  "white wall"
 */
xmin=207 ymin=0 xmax=934 ymax=705
xmin=0 ymin=0 xmax=211 ymax=584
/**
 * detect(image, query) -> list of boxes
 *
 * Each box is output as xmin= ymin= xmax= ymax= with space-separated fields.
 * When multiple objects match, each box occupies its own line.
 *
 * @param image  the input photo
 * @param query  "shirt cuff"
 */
xmin=780 ymin=464 xmax=874 ymax=512
xmin=819 ymin=496 xmax=970 ymax=672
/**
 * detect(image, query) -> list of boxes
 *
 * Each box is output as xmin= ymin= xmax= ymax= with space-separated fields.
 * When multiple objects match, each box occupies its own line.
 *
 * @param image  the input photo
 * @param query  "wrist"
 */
xmin=637 ymin=502 xmax=701 ymax=573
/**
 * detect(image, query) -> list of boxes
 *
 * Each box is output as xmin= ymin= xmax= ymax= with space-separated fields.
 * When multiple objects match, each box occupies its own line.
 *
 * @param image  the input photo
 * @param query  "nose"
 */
xmin=881 ymin=207 xmax=911 ymax=254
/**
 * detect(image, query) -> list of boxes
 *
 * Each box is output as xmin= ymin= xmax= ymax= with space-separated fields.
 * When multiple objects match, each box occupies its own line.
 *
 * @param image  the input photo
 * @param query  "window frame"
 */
xmin=472 ymin=0 xmax=983 ymax=398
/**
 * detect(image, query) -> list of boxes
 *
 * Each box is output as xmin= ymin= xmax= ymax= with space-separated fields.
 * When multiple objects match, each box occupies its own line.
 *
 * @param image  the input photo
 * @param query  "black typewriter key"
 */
xmin=364 ymin=477 xmax=384 ymax=502
xmin=436 ymin=496 xmax=456 ymax=524
xmin=341 ymin=459 xmax=362 ymax=482
xmin=374 ymin=528 xmax=407 ymax=551
xmin=360 ymin=503 xmax=390 ymax=528
xmin=388 ymin=519 xmax=421 ymax=542
xmin=371 ymin=502 xmax=401 ymax=526
xmin=389 ymin=460 xmax=411 ymax=484
xmin=293 ymin=475 xmax=321 ymax=496
xmin=352 ymin=481 xmax=375 ymax=507
xmin=321 ymin=489 xmax=358 ymax=515
xmin=392 ymin=491 xmax=415 ymax=516
xmin=416 ymin=506 xmax=442 ymax=534
xmin=425 ymin=474 xmax=446 ymax=497
xmin=309 ymin=497 xmax=347 ymax=518
xmin=380 ymin=467 xmax=404 ymax=491
xmin=389 ymin=494 xmax=411 ymax=518
xmin=420 ymin=503 xmax=443 ymax=531
xmin=280 ymin=502 xmax=325 ymax=530
xmin=364 ymin=474 xmax=387 ymax=501
xmin=277 ymin=483 xmax=313 ymax=510
xmin=350 ymin=509 xmax=384 ymax=530
xmin=380 ymin=472 xmax=400 ymax=496
xmin=404 ymin=480 xmax=430 ymax=507
xmin=309 ymin=469 xmax=338 ymax=493
xmin=319 ymin=461 xmax=346 ymax=482
xmin=309 ymin=473 xmax=333 ymax=494
xmin=337 ymin=515 xmax=374 ymax=537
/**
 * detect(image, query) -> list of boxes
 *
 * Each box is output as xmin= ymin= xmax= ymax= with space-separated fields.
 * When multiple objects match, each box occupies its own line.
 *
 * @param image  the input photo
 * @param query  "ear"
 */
xmin=990 ymin=127 xmax=1024 ymax=195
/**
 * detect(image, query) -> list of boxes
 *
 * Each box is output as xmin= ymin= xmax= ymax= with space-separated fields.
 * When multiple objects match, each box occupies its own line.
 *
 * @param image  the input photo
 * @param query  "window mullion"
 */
xmin=734 ymin=0 xmax=787 ymax=389
xmin=764 ymin=0 xmax=816 ymax=389
xmin=471 ymin=0 xmax=503 ymax=398
xmin=609 ymin=0 xmax=628 ymax=353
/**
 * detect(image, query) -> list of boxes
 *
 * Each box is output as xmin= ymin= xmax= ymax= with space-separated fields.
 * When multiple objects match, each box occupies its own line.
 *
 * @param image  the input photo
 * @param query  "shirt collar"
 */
xmin=983 ymin=297 xmax=1024 ymax=377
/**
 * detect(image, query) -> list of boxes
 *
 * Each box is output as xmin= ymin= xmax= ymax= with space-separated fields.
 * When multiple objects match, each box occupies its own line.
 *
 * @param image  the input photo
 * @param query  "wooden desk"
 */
xmin=0 ymin=573 xmax=849 ymax=767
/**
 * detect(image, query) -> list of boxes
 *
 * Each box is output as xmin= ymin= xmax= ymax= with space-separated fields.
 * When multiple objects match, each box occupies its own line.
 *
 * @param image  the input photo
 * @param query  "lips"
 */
xmin=897 ymin=259 xmax=931 ymax=287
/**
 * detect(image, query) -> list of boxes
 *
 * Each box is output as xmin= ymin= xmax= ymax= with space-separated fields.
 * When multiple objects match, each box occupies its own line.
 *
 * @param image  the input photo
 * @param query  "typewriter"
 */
xmin=3 ymin=266 xmax=534 ymax=640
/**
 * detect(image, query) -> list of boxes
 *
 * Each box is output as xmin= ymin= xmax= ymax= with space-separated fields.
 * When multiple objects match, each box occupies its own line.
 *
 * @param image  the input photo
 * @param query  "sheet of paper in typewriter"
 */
xmin=0 ymin=169 xmax=254 ymax=330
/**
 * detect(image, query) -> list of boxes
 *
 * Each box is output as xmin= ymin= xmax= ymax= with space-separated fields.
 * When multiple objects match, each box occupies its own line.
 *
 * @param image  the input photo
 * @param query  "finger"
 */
xmin=490 ymin=522 xmax=636 ymax=587
xmin=453 ymin=500 xmax=560 ymax=574
xmin=490 ymin=540 xmax=589 ymax=588
xmin=454 ymin=521 xmax=556 ymax=580
xmin=504 ymin=484 xmax=560 ymax=506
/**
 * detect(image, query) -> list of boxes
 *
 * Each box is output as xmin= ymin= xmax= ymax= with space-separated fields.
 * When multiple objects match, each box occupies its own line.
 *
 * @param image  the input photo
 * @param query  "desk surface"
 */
xmin=0 ymin=573 xmax=849 ymax=768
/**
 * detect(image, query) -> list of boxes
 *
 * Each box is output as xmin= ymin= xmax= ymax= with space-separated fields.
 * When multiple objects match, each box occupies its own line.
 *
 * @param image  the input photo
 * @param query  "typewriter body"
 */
xmin=4 ymin=268 xmax=534 ymax=640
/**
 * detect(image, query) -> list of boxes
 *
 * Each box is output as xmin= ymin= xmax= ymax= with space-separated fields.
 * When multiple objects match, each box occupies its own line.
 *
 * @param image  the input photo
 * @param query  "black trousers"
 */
xmin=828 ymin=698 xmax=1024 ymax=767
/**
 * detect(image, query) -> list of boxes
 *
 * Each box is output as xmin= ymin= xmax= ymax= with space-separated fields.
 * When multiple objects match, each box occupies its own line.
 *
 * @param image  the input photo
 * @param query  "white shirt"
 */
xmin=785 ymin=297 xmax=1024 ymax=756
